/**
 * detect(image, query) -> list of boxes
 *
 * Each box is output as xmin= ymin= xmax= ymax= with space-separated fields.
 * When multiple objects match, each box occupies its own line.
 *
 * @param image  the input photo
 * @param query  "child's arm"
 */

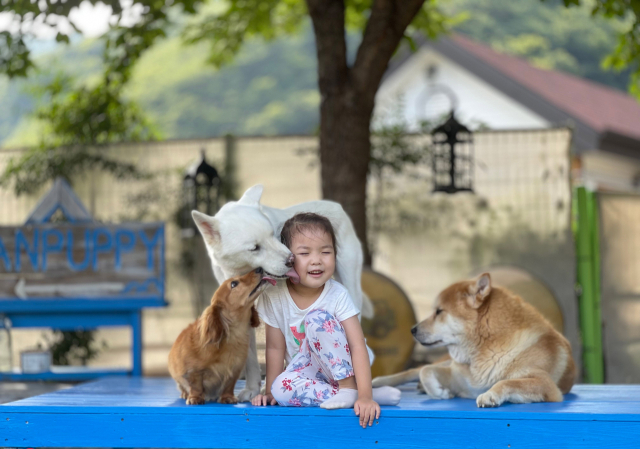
xmin=342 ymin=315 xmax=380 ymax=427
xmin=252 ymin=323 xmax=286 ymax=406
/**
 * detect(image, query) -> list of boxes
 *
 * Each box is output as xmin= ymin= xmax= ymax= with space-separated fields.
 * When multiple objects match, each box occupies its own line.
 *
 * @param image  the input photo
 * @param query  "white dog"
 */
xmin=192 ymin=185 xmax=373 ymax=402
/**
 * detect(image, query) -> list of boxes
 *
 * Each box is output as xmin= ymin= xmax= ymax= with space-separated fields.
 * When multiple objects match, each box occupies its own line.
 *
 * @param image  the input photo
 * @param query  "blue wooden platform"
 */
xmin=1 ymin=377 xmax=639 ymax=448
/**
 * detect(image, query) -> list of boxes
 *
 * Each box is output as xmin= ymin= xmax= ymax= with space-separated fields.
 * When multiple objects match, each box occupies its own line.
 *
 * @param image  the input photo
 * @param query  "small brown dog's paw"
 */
xmin=180 ymin=391 xmax=188 ymax=400
xmin=218 ymin=395 xmax=238 ymax=404
xmin=186 ymin=396 xmax=205 ymax=405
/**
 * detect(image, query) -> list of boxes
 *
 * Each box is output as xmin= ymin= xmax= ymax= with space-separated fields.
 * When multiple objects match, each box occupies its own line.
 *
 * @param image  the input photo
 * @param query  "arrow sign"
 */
xmin=14 ymin=278 xmax=126 ymax=300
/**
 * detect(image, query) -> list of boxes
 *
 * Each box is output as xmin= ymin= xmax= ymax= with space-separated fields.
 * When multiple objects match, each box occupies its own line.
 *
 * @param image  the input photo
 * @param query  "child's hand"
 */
xmin=354 ymin=398 xmax=380 ymax=428
xmin=251 ymin=393 xmax=277 ymax=406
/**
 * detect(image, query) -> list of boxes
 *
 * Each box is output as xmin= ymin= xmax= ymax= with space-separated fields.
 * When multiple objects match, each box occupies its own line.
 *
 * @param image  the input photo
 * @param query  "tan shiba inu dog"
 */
xmin=372 ymin=273 xmax=575 ymax=407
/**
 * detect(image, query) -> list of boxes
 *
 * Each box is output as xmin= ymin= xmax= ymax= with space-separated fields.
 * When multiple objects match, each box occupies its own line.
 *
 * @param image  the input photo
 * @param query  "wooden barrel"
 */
xmin=361 ymin=269 xmax=417 ymax=378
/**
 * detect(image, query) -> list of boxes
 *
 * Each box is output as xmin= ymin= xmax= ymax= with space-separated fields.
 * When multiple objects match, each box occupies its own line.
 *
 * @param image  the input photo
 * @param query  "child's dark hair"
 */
xmin=281 ymin=213 xmax=337 ymax=256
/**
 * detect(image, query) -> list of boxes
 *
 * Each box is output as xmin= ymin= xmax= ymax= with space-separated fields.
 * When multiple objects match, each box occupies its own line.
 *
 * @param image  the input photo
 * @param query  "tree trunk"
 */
xmin=319 ymin=89 xmax=374 ymax=266
xmin=306 ymin=0 xmax=428 ymax=266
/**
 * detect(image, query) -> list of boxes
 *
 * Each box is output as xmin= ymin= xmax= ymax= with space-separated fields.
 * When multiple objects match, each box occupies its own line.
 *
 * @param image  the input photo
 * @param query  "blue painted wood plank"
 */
xmin=0 ymin=368 xmax=130 ymax=382
xmin=2 ymin=412 xmax=639 ymax=448
xmin=7 ymin=312 xmax=134 ymax=329
xmin=4 ymin=378 xmax=640 ymax=419
xmin=0 ymin=298 xmax=166 ymax=313
xmin=2 ymin=378 xmax=640 ymax=448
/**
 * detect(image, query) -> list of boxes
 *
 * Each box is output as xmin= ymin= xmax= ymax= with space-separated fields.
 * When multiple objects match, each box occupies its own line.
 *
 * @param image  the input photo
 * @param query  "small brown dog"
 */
xmin=168 ymin=268 xmax=275 ymax=405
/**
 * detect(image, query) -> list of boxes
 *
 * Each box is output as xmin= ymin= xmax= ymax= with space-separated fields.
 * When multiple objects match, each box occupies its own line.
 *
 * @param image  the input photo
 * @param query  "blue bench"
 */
xmin=1 ymin=377 xmax=639 ymax=448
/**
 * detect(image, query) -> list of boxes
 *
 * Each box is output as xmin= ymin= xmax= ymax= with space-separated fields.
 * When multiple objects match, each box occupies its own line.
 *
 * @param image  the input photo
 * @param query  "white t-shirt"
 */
xmin=256 ymin=279 xmax=374 ymax=365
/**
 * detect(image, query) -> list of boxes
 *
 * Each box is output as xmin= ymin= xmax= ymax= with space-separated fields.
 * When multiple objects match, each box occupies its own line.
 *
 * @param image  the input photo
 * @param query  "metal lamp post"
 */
xmin=431 ymin=111 xmax=474 ymax=194
xmin=181 ymin=149 xmax=222 ymax=237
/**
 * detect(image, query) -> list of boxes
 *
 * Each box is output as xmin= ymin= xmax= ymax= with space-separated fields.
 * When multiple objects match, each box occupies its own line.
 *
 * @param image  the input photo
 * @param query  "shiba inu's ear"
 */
xmin=238 ymin=184 xmax=263 ymax=206
xmin=469 ymin=273 xmax=492 ymax=309
xmin=192 ymin=210 xmax=220 ymax=246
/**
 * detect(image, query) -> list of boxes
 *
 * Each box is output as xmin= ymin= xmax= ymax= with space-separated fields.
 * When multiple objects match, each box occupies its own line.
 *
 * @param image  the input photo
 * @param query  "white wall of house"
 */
xmin=374 ymin=47 xmax=551 ymax=131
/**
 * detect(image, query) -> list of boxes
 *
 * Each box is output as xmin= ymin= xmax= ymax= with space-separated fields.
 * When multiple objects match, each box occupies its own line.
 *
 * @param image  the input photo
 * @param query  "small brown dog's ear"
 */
xmin=468 ymin=273 xmax=492 ymax=309
xmin=250 ymin=306 xmax=260 ymax=328
xmin=199 ymin=303 xmax=229 ymax=347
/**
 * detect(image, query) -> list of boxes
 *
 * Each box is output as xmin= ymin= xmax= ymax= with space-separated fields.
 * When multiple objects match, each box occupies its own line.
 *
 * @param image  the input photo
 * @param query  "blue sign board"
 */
xmin=0 ymin=223 xmax=165 ymax=306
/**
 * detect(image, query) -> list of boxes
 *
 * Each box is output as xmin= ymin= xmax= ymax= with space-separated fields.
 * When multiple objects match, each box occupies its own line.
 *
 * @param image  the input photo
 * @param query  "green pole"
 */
xmin=575 ymin=186 xmax=604 ymax=383
xmin=588 ymin=190 xmax=604 ymax=382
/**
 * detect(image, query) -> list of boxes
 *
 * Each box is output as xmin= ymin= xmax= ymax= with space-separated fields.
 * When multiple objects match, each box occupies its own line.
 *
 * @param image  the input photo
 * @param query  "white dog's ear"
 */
xmin=237 ymin=185 xmax=264 ymax=206
xmin=469 ymin=273 xmax=491 ymax=309
xmin=191 ymin=210 xmax=220 ymax=247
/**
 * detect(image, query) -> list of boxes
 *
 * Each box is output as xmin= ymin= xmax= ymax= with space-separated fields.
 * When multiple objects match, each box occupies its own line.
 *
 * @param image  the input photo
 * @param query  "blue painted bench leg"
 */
xmin=131 ymin=311 xmax=143 ymax=376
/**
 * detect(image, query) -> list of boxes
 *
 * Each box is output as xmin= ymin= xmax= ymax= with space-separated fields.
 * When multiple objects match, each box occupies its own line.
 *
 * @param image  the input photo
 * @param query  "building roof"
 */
xmin=389 ymin=34 xmax=640 ymax=157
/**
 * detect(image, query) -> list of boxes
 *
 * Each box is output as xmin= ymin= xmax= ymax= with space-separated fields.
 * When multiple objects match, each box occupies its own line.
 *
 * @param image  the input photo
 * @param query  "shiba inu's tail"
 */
xmin=372 ymin=367 xmax=422 ymax=388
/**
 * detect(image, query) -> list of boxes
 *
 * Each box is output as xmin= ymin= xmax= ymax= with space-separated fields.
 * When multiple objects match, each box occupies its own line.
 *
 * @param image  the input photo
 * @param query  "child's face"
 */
xmin=289 ymin=228 xmax=336 ymax=290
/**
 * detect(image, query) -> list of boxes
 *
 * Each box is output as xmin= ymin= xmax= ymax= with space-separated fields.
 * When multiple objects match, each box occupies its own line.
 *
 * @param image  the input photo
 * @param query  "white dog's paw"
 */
xmin=237 ymin=388 xmax=260 ymax=402
xmin=421 ymin=370 xmax=453 ymax=400
xmin=476 ymin=390 xmax=503 ymax=408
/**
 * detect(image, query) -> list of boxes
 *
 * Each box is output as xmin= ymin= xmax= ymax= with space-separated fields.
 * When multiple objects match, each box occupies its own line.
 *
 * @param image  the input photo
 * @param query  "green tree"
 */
xmin=445 ymin=0 xmax=635 ymax=93
xmin=585 ymin=0 xmax=640 ymax=97
xmin=0 ymin=71 xmax=156 ymax=195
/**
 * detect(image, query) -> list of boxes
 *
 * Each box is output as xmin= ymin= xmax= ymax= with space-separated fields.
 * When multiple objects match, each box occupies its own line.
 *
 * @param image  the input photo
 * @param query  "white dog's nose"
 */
xmin=285 ymin=254 xmax=295 ymax=268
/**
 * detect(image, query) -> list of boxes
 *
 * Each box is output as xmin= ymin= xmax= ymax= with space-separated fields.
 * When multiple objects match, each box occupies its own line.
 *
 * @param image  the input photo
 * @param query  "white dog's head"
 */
xmin=192 ymin=185 xmax=294 ymax=279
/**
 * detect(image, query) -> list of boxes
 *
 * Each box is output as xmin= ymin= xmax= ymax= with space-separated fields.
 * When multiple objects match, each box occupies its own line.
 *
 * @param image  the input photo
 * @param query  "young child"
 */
xmin=251 ymin=213 xmax=401 ymax=427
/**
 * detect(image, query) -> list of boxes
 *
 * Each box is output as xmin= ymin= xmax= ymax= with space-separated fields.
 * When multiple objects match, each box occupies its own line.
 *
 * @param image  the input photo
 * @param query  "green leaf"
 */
xmin=55 ymin=33 xmax=71 ymax=44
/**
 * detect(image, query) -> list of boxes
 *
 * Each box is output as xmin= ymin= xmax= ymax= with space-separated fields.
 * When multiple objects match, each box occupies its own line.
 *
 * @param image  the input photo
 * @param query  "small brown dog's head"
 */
xmin=411 ymin=273 xmax=492 ymax=348
xmin=199 ymin=268 xmax=276 ymax=347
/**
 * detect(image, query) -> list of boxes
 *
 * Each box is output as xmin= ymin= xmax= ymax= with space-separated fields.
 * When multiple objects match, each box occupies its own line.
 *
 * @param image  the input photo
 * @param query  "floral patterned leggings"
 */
xmin=271 ymin=309 xmax=355 ymax=407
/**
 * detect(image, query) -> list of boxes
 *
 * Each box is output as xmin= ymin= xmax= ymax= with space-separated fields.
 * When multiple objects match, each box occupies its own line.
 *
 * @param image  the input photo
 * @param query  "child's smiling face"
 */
xmin=289 ymin=228 xmax=336 ymax=290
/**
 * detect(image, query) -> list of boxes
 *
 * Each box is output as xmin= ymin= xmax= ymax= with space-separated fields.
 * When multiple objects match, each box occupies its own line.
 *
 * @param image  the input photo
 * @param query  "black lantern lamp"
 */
xmin=431 ymin=111 xmax=474 ymax=194
xmin=181 ymin=149 xmax=222 ymax=236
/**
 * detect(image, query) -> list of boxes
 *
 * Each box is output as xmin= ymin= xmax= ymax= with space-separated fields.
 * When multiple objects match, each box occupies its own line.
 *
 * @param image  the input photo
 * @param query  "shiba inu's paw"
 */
xmin=186 ymin=396 xmax=205 ymax=405
xmin=371 ymin=376 xmax=391 ymax=388
xmin=476 ymin=390 xmax=503 ymax=408
xmin=426 ymin=384 xmax=453 ymax=400
xmin=218 ymin=395 xmax=239 ymax=404
xmin=238 ymin=387 xmax=260 ymax=402
xmin=421 ymin=370 xmax=453 ymax=400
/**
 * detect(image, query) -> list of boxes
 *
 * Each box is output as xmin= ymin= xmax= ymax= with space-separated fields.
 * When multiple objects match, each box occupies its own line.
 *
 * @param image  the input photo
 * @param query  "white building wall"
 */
xmin=375 ymin=47 xmax=551 ymax=131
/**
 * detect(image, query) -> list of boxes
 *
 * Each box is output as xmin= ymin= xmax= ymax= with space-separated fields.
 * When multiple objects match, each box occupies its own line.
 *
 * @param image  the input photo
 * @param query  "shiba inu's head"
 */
xmin=192 ymin=185 xmax=294 ymax=279
xmin=412 ymin=273 xmax=492 ymax=349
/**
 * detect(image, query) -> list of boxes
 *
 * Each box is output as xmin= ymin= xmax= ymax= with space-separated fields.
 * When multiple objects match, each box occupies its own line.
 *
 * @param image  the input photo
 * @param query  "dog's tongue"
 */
xmin=262 ymin=276 xmax=277 ymax=286
xmin=286 ymin=268 xmax=300 ymax=284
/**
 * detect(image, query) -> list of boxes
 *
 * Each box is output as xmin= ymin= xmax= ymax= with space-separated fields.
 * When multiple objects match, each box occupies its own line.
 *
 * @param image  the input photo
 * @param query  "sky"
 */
xmin=0 ymin=0 xmax=142 ymax=40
